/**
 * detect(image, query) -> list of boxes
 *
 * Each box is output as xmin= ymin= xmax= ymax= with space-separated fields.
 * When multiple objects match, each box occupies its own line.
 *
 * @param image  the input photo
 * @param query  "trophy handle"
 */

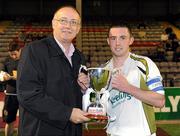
xmin=79 ymin=65 xmax=88 ymax=75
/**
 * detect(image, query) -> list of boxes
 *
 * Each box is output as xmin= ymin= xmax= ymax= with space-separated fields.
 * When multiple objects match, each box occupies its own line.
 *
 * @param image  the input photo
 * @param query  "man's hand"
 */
xmin=2 ymin=72 xmax=12 ymax=81
xmin=111 ymin=72 xmax=130 ymax=93
xmin=70 ymin=108 xmax=90 ymax=124
xmin=77 ymin=73 xmax=90 ymax=92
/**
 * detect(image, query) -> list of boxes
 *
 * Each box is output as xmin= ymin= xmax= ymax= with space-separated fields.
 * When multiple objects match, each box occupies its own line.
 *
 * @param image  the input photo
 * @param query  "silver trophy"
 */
xmin=80 ymin=66 xmax=111 ymax=120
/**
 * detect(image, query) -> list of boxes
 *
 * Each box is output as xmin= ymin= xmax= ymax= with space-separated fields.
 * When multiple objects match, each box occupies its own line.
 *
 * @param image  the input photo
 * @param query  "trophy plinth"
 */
xmin=85 ymin=67 xmax=111 ymax=121
xmin=86 ymin=103 xmax=108 ymax=120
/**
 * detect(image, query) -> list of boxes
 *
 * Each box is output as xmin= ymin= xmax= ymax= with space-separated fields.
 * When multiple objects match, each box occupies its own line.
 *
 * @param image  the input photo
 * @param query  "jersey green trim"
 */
xmin=130 ymin=54 xmax=156 ymax=134
xmin=140 ymin=75 xmax=156 ymax=134
xmin=130 ymin=54 xmax=149 ymax=80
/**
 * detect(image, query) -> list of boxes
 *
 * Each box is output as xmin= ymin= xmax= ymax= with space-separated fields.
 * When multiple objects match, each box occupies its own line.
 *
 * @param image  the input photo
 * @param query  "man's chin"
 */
xmin=62 ymin=38 xmax=73 ymax=43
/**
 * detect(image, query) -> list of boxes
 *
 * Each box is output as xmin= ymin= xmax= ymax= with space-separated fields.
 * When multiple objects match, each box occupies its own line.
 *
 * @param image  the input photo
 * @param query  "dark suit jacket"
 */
xmin=17 ymin=36 xmax=85 ymax=136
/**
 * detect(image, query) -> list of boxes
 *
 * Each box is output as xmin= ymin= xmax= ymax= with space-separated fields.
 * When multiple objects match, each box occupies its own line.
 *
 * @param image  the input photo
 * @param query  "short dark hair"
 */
xmin=8 ymin=42 xmax=21 ymax=52
xmin=108 ymin=21 xmax=132 ymax=37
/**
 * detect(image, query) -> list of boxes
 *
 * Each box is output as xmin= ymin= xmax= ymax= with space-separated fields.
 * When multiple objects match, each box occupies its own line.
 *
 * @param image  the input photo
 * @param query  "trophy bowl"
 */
xmin=86 ymin=67 xmax=111 ymax=121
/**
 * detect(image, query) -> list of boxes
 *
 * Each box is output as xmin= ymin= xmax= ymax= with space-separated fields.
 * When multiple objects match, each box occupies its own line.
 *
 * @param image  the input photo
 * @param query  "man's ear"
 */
xmin=8 ymin=51 xmax=11 ymax=56
xmin=76 ymin=25 xmax=81 ymax=34
xmin=52 ymin=19 xmax=56 ymax=30
xmin=129 ymin=36 xmax=134 ymax=46
xmin=107 ymin=38 xmax=110 ymax=45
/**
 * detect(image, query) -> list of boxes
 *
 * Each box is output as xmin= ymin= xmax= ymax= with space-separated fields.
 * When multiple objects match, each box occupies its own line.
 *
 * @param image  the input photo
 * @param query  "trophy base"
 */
xmin=86 ymin=114 xmax=108 ymax=121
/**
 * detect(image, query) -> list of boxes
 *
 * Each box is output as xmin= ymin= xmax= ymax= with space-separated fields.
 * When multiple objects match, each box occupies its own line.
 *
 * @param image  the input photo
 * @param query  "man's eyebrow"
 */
xmin=56 ymin=17 xmax=67 ymax=19
xmin=57 ymin=17 xmax=78 ymax=21
xmin=120 ymin=35 xmax=127 ymax=37
xmin=110 ymin=35 xmax=127 ymax=37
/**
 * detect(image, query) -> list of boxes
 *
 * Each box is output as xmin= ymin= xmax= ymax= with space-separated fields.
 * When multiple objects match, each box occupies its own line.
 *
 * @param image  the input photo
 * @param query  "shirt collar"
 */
xmin=54 ymin=37 xmax=75 ymax=57
xmin=106 ymin=53 xmax=131 ymax=71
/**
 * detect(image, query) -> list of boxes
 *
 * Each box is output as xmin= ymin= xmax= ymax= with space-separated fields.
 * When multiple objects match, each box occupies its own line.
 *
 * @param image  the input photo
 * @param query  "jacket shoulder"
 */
xmin=25 ymin=37 xmax=53 ymax=57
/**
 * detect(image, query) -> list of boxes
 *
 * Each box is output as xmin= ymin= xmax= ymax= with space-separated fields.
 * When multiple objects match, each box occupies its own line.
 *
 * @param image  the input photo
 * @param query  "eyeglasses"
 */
xmin=55 ymin=18 xmax=80 ymax=26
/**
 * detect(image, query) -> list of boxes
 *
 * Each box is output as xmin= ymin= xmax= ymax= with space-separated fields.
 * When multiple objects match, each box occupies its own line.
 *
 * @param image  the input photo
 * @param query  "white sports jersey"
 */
xmin=104 ymin=53 xmax=164 ymax=136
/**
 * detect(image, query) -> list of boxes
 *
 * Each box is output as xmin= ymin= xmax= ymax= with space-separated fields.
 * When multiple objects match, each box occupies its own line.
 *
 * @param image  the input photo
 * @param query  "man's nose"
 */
xmin=116 ymin=38 xmax=121 ymax=45
xmin=12 ymin=55 xmax=17 ymax=60
xmin=64 ymin=21 xmax=72 ymax=27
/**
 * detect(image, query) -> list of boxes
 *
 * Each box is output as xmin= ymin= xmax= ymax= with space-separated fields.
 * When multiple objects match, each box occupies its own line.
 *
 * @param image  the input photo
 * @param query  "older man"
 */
xmin=17 ymin=6 xmax=89 ymax=136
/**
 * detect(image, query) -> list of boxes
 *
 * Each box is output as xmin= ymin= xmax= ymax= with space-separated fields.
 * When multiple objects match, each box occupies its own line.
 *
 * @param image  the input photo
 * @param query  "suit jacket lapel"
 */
xmin=46 ymin=36 xmax=64 ymax=57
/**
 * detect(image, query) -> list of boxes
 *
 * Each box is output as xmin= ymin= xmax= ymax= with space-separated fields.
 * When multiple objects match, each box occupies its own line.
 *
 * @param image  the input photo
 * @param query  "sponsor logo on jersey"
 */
xmin=109 ymin=89 xmax=132 ymax=108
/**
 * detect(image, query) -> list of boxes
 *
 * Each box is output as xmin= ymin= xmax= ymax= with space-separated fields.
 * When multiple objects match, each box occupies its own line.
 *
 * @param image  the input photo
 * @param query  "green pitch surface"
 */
xmin=157 ymin=124 xmax=180 ymax=136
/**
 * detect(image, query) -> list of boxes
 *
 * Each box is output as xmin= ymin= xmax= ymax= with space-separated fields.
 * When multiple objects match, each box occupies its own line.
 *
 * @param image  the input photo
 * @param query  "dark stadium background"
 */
xmin=0 ymin=0 xmax=180 ymax=136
